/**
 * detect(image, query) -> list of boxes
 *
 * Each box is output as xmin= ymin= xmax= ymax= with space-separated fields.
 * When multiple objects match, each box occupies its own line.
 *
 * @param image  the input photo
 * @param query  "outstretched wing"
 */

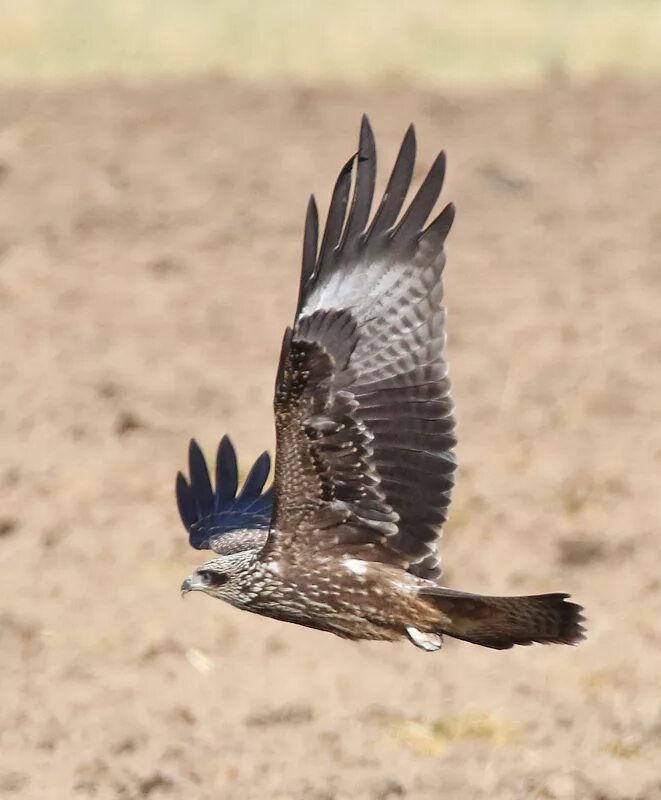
xmin=176 ymin=436 xmax=273 ymax=552
xmin=267 ymin=116 xmax=456 ymax=580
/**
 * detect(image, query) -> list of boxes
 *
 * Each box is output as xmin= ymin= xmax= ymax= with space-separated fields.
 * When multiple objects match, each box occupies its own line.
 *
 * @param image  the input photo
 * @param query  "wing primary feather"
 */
xmin=394 ymin=150 xmax=446 ymax=241
xmin=296 ymin=195 xmax=319 ymax=316
xmin=419 ymin=202 xmax=455 ymax=250
xmin=367 ymin=123 xmax=416 ymax=238
xmin=188 ymin=439 xmax=214 ymax=517
xmin=178 ymin=438 xmax=275 ymax=550
xmin=175 ymin=471 xmax=196 ymax=529
xmin=340 ymin=114 xmax=377 ymax=247
xmin=216 ymin=435 xmax=239 ymax=502
xmin=317 ymin=154 xmax=355 ymax=270
xmin=239 ymin=451 xmax=271 ymax=499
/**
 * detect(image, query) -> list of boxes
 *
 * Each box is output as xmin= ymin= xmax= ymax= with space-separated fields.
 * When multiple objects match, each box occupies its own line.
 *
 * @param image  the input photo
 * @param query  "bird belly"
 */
xmin=244 ymin=557 xmax=441 ymax=642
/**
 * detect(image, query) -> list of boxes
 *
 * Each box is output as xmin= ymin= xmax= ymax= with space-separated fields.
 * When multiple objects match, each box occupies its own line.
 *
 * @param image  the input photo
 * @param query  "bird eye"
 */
xmin=199 ymin=570 xmax=228 ymax=587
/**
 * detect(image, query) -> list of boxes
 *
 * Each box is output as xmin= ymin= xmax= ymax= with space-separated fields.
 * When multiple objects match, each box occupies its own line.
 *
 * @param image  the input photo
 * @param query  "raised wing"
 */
xmin=268 ymin=116 xmax=456 ymax=580
xmin=176 ymin=436 xmax=273 ymax=552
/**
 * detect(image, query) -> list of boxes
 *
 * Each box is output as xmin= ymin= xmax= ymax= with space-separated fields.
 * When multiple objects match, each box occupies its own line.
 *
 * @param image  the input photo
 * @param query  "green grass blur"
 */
xmin=0 ymin=0 xmax=659 ymax=85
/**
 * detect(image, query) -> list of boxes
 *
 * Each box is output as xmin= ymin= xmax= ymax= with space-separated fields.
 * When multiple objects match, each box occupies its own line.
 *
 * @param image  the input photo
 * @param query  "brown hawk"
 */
xmin=177 ymin=117 xmax=585 ymax=651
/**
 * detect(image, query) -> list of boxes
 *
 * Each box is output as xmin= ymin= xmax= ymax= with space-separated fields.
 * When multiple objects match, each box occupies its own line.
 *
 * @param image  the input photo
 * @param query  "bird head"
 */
xmin=181 ymin=548 xmax=257 ymax=605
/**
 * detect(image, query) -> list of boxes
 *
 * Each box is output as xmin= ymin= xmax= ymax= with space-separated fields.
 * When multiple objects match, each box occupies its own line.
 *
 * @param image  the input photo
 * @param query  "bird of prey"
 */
xmin=177 ymin=117 xmax=585 ymax=651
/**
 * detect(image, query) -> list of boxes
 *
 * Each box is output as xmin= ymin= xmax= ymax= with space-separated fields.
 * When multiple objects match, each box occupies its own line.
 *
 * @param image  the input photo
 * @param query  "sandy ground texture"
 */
xmin=0 ymin=76 xmax=660 ymax=800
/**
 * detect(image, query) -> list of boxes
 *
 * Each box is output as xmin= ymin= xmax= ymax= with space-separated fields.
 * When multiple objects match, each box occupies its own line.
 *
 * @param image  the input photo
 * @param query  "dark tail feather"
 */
xmin=420 ymin=587 xmax=586 ymax=650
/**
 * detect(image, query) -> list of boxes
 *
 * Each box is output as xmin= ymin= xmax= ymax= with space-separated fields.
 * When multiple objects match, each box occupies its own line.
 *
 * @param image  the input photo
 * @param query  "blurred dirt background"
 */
xmin=1 ymin=75 xmax=660 ymax=800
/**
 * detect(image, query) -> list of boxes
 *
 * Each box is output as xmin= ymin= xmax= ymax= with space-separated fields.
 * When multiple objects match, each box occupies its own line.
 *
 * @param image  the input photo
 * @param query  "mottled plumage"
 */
xmin=177 ymin=117 xmax=585 ymax=651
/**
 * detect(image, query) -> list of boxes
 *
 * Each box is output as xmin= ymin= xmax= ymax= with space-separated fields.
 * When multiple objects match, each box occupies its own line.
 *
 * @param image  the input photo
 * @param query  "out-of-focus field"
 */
xmin=2 ymin=0 xmax=661 ymax=84
xmin=0 ymin=75 xmax=660 ymax=799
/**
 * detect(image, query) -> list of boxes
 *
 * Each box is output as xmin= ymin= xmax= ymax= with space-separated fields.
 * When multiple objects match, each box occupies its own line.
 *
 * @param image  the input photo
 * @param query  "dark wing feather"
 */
xmin=367 ymin=123 xmax=415 ymax=237
xmin=267 ymin=116 xmax=456 ymax=580
xmin=176 ymin=436 xmax=274 ymax=552
xmin=340 ymin=116 xmax=377 ymax=247
xmin=316 ymin=156 xmax=355 ymax=271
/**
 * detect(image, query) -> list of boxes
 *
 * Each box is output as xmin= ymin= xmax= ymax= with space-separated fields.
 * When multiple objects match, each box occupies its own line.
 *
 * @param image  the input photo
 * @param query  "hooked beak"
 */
xmin=180 ymin=573 xmax=203 ymax=596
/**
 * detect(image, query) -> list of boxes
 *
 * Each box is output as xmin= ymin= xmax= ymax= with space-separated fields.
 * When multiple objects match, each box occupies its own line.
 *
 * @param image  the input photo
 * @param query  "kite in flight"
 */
xmin=177 ymin=117 xmax=585 ymax=651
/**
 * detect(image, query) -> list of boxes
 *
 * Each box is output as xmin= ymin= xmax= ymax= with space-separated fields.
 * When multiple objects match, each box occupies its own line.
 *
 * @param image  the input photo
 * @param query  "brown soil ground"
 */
xmin=1 ymin=76 xmax=660 ymax=800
